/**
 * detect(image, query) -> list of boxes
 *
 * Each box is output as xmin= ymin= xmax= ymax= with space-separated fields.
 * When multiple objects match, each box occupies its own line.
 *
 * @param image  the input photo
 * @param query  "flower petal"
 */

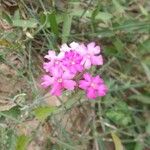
xmin=91 ymin=55 xmax=103 ymax=65
xmin=62 ymin=71 xmax=74 ymax=79
xmin=63 ymin=80 xmax=76 ymax=90
xmin=83 ymin=73 xmax=92 ymax=82
xmin=87 ymin=88 xmax=97 ymax=99
xmin=50 ymin=82 xmax=62 ymax=96
xmin=84 ymin=58 xmax=92 ymax=69
xmin=98 ymin=84 xmax=108 ymax=96
xmin=41 ymin=75 xmax=53 ymax=88
xmin=93 ymin=75 xmax=104 ymax=84
xmin=44 ymin=51 xmax=56 ymax=60
xmin=79 ymin=80 xmax=90 ymax=90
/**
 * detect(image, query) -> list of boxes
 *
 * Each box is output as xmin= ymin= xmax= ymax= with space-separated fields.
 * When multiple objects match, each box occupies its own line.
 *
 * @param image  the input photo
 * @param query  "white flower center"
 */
xmin=71 ymin=61 xmax=75 ymax=65
xmin=91 ymin=83 xmax=96 ymax=88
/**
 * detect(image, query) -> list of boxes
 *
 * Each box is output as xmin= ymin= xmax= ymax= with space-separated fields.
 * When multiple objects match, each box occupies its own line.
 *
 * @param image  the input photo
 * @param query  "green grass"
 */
xmin=0 ymin=0 xmax=150 ymax=149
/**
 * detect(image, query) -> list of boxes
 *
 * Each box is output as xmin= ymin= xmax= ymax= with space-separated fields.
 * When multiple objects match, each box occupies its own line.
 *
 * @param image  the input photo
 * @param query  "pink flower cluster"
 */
xmin=41 ymin=42 xmax=108 ymax=99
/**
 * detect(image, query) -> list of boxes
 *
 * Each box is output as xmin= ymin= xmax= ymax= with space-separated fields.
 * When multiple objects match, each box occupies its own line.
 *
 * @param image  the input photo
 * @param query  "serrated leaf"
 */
xmin=13 ymin=19 xmax=38 ymax=28
xmin=111 ymin=132 xmax=123 ymax=150
xmin=16 ymin=135 xmax=30 ymax=150
xmin=34 ymin=106 xmax=56 ymax=121
xmin=62 ymin=13 xmax=72 ymax=43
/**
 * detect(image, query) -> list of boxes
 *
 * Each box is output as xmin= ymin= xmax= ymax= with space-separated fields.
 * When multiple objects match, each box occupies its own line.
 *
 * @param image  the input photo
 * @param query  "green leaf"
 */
xmin=62 ymin=13 xmax=72 ymax=43
xmin=138 ymin=39 xmax=150 ymax=55
xmin=49 ymin=12 xmax=59 ymax=36
xmin=13 ymin=19 xmax=38 ymax=28
xmin=113 ymin=38 xmax=125 ymax=53
xmin=111 ymin=132 xmax=124 ymax=150
xmin=112 ymin=0 xmax=125 ymax=14
xmin=16 ymin=135 xmax=30 ymax=150
xmin=96 ymin=12 xmax=112 ymax=22
xmin=2 ymin=11 xmax=13 ymax=24
xmin=1 ymin=106 xmax=21 ymax=118
xmin=129 ymin=95 xmax=150 ymax=104
xmin=106 ymin=101 xmax=132 ymax=126
xmin=34 ymin=106 xmax=56 ymax=121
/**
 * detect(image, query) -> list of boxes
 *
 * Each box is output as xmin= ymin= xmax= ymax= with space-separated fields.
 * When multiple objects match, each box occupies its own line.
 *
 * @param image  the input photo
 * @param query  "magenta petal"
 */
xmin=50 ymin=82 xmax=62 ymax=96
xmin=98 ymin=84 xmax=108 ymax=96
xmin=63 ymin=80 xmax=76 ymax=90
xmin=91 ymin=55 xmax=103 ymax=65
xmin=79 ymin=80 xmax=90 ymax=90
xmin=76 ymin=64 xmax=83 ymax=72
xmin=87 ymin=88 xmax=97 ymax=99
xmin=83 ymin=73 xmax=92 ymax=82
xmin=93 ymin=75 xmax=104 ymax=84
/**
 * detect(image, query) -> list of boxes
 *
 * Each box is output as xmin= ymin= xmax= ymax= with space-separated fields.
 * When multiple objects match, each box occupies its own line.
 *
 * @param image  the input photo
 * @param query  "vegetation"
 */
xmin=0 ymin=0 xmax=149 ymax=149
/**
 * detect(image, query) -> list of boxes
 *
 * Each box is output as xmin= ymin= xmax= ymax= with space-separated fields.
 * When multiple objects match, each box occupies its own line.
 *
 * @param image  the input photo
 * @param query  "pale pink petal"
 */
xmin=51 ymin=68 xmax=62 ymax=77
xmin=43 ymin=62 xmax=52 ymax=72
xmin=91 ymin=55 xmax=103 ymax=65
xmin=70 ymin=42 xmax=79 ymax=50
xmin=94 ymin=46 xmax=100 ymax=54
xmin=83 ymin=73 xmax=92 ymax=82
xmin=44 ymin=51 xmax=56 ymax=60
xmin=57 ymin=52 xmax=65 ymax=59
xmin=60 ymin=43 xmax=70 ymax=52
xmin=62 ymin=71 xmax=74 ymax=79
xmin=87 ymin=88 xmax=97 ymax=99
xmin=79 ymin=80 xmax=90 ymax=90
xmin=98 ymin=84 xmax=108 ymax=96
xmin=76 ymin=44 xmax=87 ymax=56
xmin=41 ymin=75 xmax=54 ymax=88
xmin=84 ymin=58 xmax=92 ymax=69
xmin=63 ymin=80 xmax=76 ymax=90
xmin=87 ymin=42 xmax=95 ymax=53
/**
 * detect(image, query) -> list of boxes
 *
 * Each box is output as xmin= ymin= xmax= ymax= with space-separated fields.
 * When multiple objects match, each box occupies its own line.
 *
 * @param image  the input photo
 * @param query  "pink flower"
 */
xmin=41 ymin=68 xmax=76 ymax=96
xmin=77 ymin=42 xmax=103 ymax=69
xmin=62 ymin=51 xmax=83 ymax=74
xmin=43 ymin=51 xmax=62 ymax=73
xmin=79 ymin=73 xmax=108 ymax=99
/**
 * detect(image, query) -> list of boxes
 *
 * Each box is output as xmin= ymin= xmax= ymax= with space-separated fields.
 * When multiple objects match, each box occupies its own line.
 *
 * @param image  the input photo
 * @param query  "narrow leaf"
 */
xmin=62 ymin=13 xmax=72 ymax=43
xmin=129 ymin=95 xmax=150 ymax=104
xmin=111 ymin=132 xmax=123 ymax=150
xmin=49 ymin=12 xmax=59 ymax=36
xmin=13 ymin=19 xmax=37 ymax=28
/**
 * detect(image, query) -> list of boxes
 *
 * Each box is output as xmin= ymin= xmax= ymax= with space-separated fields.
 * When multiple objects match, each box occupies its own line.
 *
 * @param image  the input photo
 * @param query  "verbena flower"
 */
xmin=77 ymin=42 xmax=103 ymax=69
xmin=62 ymin=51 xmax=83 ymax=74
xmin=41 ymin=42 xmax=108 ymax=99
xmin=79 ymin=73 xmax=108 ymax=99
xmin=41 ymin=68 xmax=76 ymax=96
